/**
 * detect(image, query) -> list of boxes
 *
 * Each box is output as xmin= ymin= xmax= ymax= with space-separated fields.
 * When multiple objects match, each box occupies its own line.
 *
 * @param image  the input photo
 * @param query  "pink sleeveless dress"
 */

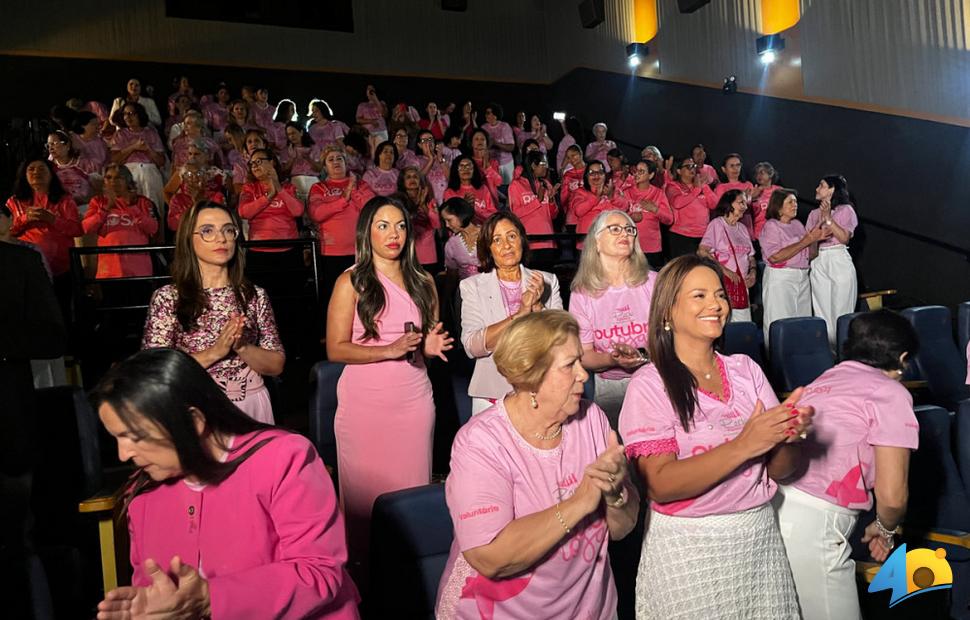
xmin=334 ymin=270 xmax=435 ymax=582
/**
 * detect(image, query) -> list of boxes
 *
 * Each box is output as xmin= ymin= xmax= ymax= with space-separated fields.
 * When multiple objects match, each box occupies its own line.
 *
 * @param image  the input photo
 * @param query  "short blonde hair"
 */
xmin=493 ymin=310 xmax=579 ymax=391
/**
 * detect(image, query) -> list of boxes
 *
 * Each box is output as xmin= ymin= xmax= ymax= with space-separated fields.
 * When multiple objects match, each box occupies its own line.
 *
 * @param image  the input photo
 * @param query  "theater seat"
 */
xmin=309 ymin=361 xmax=345 ymax=474
xmin=722 ymin=321 xmax=765 ymax=369
xmin=768 ymin=317 xmax=833 ymax=393
xmin=955 ymin=400 xmax=970 ymax=497
xmin=901 ymin=306 xmax=970 ymax=409
xmin=958 ymin=301 xmax=970 ymax=355
xmin=835 ymin=311 xmax=863 ymax=360
xmin=370 ymin=484 xmax=453 ymax=619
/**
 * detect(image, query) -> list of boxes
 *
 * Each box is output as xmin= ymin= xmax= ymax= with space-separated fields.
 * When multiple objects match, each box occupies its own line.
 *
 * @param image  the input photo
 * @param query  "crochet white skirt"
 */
xmin=635 ymin=503 xmax=800 ymax=619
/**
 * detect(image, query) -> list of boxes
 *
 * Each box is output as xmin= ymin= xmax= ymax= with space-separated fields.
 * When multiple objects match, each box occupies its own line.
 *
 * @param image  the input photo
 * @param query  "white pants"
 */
xmin=498 ymin=160 xmax=515 ymax=185
xmin=730 ymin=307 xmax=752 ymax=323
xmin=811 ymin=247 xmax=857 ymax=346
xmin=593 ymin=374 xmax=631 ymax=431
xmin=125 ymin=162 xmax=166 ymax=222
xmin=774 ymin=485 xmax=861 ymax=620
xmin=763 ymin=267 xmax=812 ymax=346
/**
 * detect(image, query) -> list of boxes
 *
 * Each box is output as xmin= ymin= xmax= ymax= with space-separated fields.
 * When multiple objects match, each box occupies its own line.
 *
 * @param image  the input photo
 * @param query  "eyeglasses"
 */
xmin=249 ymin=158 xmax=271 ymax=168
xmin=588 ymin=170 xmax=606 ymax=176
xmin=45 ymin=141 xmax=67 ymax=150
xmin=122 ymin=111 xmax=138 ymax=117
xmin=535 ymin=161 xmax=549 ymax=167
xmin=418 ymin=138 xmax=434 ymax=144
xmin=679 ymin=163 xmax=697 ymax=170
xmin=457 ymin=162 xmax=474 ymax=170
xmin=597 ymin=224 xmax=638 ymax=237
xmin=194 ymin=224 xmax=239 ymax=242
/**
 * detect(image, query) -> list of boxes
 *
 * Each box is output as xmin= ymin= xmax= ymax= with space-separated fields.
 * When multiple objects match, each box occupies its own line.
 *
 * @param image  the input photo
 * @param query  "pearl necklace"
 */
xmin=533 ymin=425 xmax=563 ymax=441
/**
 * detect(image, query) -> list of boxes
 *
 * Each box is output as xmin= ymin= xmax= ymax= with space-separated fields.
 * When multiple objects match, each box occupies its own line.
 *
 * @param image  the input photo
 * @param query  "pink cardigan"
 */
xmin=127 ymin=429 xmax=360 ymax=619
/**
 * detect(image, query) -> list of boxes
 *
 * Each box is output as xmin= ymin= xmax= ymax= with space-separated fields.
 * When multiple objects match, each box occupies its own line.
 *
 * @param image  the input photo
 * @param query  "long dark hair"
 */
xmin=91 ymin=348 xmax=276 ymax=514
xmin=822 ymin=174 xmax=852 ymax=206
xmin=521 ymin=150 xmax=549 ymax=196
xmin=284 ymin=121 xmax=313 ymax=147
xmin=352 ymin=196 xmax=436 ymax=340
xmin=448 ymin=155 xmax=484 ymax=191
xmin=172 ymin=201 xmax=255 ymax=332
xmin=12 ymin=158 xmax=67 ymax=203
xmin=395 ymin=166 xmax=433 ymax=233
xmin=648 ymin=255 xmax=728 ymax=432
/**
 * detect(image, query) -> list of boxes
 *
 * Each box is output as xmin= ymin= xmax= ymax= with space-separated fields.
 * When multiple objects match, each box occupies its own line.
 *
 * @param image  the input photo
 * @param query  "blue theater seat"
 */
xmin=370 ymin=483 xmax=454 ymax=619
xmin=722 ymin=321 xmax=765 ymax=370
xmin=768 ymin=317 xmax=834 ymax=392
xmin=901 ymin=306 xmax=970 ymax=409
xmin=835 ymin=311 xmax=863 ymax=360
xmin=958 ymin=301 xmax=970 ymax=355
xmin=309 ymin=360 xmax=345 ymax=474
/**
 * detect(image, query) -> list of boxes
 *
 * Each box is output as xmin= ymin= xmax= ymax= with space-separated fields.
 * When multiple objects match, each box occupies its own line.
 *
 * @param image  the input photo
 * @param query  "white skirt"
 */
xmin=763 ymin=267 xmax=812 ymax=346
xmin=635 ymin=504 xmax=800 ymax=619
xmin=125 ymin=162 xmax=166 ymax=220
xmin=810 ymin=247 xmax=857 ymax=346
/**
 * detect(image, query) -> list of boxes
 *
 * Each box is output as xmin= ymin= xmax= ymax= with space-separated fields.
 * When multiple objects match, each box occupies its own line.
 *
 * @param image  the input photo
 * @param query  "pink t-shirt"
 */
xmin=238 ymin=182 xmax=304 ymax=251
xmin=623 ymin=185 xmax=673 ymax=254
xmin=806 ymin=204 xmax=858 ymax=249
xmin=696 ymin=163 xmax=718 ymax=185
xmin=499 ymin=279 xmax=523 ymax=315
xmin=356 ymin=102 xmax=387 ymax=133
xmin=75 ymin=136 xmax=109 ymax=171
xmin=792 ymin=361 xmax=919 ymax=511
xmin=556 ymin=135 xmax=576 ymax=173
xmin=110 ymin=127 xmax=165 ymax=165
xmin=436 ymin=399 xmax=618 ymax=620
xmin=700 ymin=217 xmax=755 ymax=275
xmin=444 ymin=234 xmax=479 ymax=279
xmin=482 ymin=122 xmax=515 ymax=166
xmin=52 ymin=160 xmax=93 ymax=204
xmin=560 ymin=168 xmax=585 ymax=226
xmin=619 ymin=353 xmax=780 ymax=517
xmin=82 ymin=195 xmax=158 ymax=278
xmin=759 ymin=219 xmax=809 ymax=269
xmin=309 ymin=120 xmax=349 ymax=148
xmin=584 ymin=141 xmax=616 ymax=172
xmin=749 ymin=185 xmax=779 ymax=239
xmin=570 ymin=274 xmax=657 ymax=380
xmin=286 ymin=145 xmax=318 ymax=178
xmin=308 ymin=175 xmax=376 ymax=256
xmin=443 ymin=185 xmax=496 ymax=223
xmin=362 ymin=167 xmax=399 ymax=197
xmin=507 ymin=177 xmax=557 ymax=250
xmin=665 ymin=182 xmax=716 ymax=238
xmin=571 ymin=189 xmax=627 ymax=240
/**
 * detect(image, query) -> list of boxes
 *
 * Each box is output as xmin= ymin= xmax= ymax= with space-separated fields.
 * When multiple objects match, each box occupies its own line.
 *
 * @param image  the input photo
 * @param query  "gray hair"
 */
xmin=593 ymin=122 xmax=608 ymax=132
xmin=753 ymin=161 xmax=776 ymax=182
xmin=571 ymin=210 xmax=651 ymax=297
xmin=641 ymin=145 xmax=662 ymax=160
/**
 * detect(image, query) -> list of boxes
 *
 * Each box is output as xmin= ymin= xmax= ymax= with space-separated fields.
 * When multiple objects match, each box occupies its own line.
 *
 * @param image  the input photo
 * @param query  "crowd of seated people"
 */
xmin=6 ymin=73 xmax=966 ymax=620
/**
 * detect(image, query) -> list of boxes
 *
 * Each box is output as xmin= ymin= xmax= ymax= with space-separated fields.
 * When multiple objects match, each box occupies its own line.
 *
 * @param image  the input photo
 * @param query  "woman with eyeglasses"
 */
xmin=759 ymin=189 xmax=824 ymax=345
xmin=47 ymin=130 xmax=98 ymax=209
xmin=571 ymin=160 xmax=627 ymax=248
xmin=166 ymin=160 xmax=226 ymax=233
xmin=414 ymin=129 xmax=450 ymax=205
xmin=570 ymin=210 xmax=656 ymax=428
xmin=143 ymin=201 xmax=284 ymax=423
xmin=460 ymin=212 xmax=563 ymax=415
xmin=640 ymin=146 xmax=671 ymax=189
xmin=363 ymin=141 xmax=401 ymax=197
xmin=110 ymin=102 xmax=167 ymax=226
xmin=82 ymin=163 xmax=158 ymax=280
xmin=625 ymin=159 xmax=673 ymax=267
xmin=508 ymin=151 xmax=559 ymax=268
xmin=665 ymin=156 xmax=717 ymax=257
xmin=238 ymin=148 xmax=304 ymax=271
xmin=392 ymin=127 xmax=421 ymax=170
xmin=309 ymin=145 xmax=377 ymax=310
xmin=698 ymin=190 xmax=756 ymax=322
xmin=443 ymin=155 xmax=497 ymax=223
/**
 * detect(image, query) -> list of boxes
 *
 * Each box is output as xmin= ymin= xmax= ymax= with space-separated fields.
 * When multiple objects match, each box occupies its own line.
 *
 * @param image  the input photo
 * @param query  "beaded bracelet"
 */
xmin=555 ymin=502 xmax=571 ymax=534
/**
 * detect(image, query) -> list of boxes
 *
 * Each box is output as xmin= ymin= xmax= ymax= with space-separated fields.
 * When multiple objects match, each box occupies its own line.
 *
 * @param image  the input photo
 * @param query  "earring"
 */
xmin=663 ymin=320 xmax=671 ymax=332
xmin=530 ymin=392 xmax=539 ymax=409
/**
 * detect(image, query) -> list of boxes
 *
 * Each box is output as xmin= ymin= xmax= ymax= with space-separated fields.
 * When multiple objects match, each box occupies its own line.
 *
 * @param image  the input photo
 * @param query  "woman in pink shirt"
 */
xmin=110 ymin=102 xmax=167 ymax=230
xmin=396 ymin=165 xmax=440 ymax=271
xmin=414 ymin=129 xmax=450 ymax=205
xmin=83 ymin=164 xmax=158 ymax=279
xmin=641 ymin=146 xmax=672 ymax=189
xmin=327 ymin=196 xmax=452 ymax=589
xmin=418 ymin=101 xmax=449 ymax=141
xmin=808 ymin=174 xmax=859 ymax=346
xmin=437 ymin=311 xmax=639 ymax=620
xmin=619 ymin=254 xmax=811 ymax=619
xmin=72 ymin=111 xmax=110 ymax=173
xmin=307 ymin=99 xmax=349 ymax=149
xmin=47 ymin=130 xmax=98 ymax=209
xmin=625 ymin=159 xmax=673 ymax=267
xmin=691 ymin=143 xmax=719 ymax=186
xmin=392 ymin=127 xmax=420 ymax=170
xmin=93 ymin=348 xmax=360 ymax=620
xmin=556 ymin=116 xmax=583 ymax=175
xmin=440 ymin=197 xmax=481 ymax=280
xmin=665 ymin=156 xmax=717 ymax=257
xmin=203 ymin=84 xmax=232 ymax=134
xmin=227 ymin=99 xmax=257 ymax=133
xmin=238 ymin=148 xmax=304 ymax=270
xmin=507 ymin=151 xmax=559 ymax=268
xmin=355 ymin=85 xmax=389 ymax=150
xmin=585 ymin=123 xmax=617 ymax=173
xmin=481 ymin=103 xmax=516 ymax=184
xmin=443 ymin=155 xmax=497 ymax=223
xmin=282 ymin=121 xmax=322 ymax=200
xmin=516 ymin=114 xmax=554 ymax=154
xmin=167 ymin=163 xmax=226 ymax=233
xmin=777 ymin=310 xmax=920 ymax=620
xmin=363 ymin=141 xmax=400 ymax=196
xmin=171 ymin=111 xmax=223 ymax=170
xmin=469 ymin=128 xmax=502 ymax=203
xmin=749 ymin=161 xmax=781 ymax=239
xmin=759 ymin=189 xmax=826 ymax=345
xmin=559 ymin=145 xmax=586 ymax=230
xmin=607 ymin=149 xmax=632 ymax=193
xmin=309 ymin=146 xmax=376 ymax=309
xmin=571 ymin=210 xmax=656 ymax=428
xmin=571 ymin=160 xmax=627 ymax=246
xmin=699 ymin=190 xmax=757 ymax=322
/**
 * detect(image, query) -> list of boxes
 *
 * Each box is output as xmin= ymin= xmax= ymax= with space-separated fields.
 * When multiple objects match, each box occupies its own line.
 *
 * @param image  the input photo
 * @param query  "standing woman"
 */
xmin=808 ymin=174 xmax=859 ymax=347
xmin=556 ymin=116 xmax=584 ymax=174
xmin=776 ymin=310 xmax=919 ymax=620
xmin=641 ymin=146 xmax=671 ymax=188
xmin=308 ymin=99 xmax=349 ymax=149
xmin=414 ymin=129 xmax=449 ymax=204
xmin=469 ymin=128 xmax=503 ymax=203
xmin=759 ymin=190 xmax=824 ymax=345
xmin=460 ymin=212 xmax=563 ymax=414
xmin=619 ymin=254 xmax=811 ymax=620
xmin=749 ymin=161 xmax=781 ymax=240
xmin=665 ymin=156 xmax=717 ymax=257
xmin=418 ymin=101 xmax=449 ymax=141
xmin=698 ymin=190 xmax=756 ymax=322
xmin=481 ymin=103 xmax=516 ymax=184
xmin=571 ymin=160 xmax=626 ymax=245
xmin=363 ymin=141 xmax=400 ymax=196
xmin=71 ymin=112 xmax=110 ymax=173
xmin=6 ymin=158 xmax=82 ymax=310
xmin=690 ymin=143 xmax=718 ymax=186
xmin=109 ymin=78 xmax=162 ymax=128
xmin=203 ymin=83 xmax=232 ymax=135
xmin=392 ymin=127 xmax=421 ymax=170
xmin=626 ymin=159 xmax=673 ymax=267
xmin=397 ymin=166 xmax=440 ymax=271
xmin=82 ymin=164 xmax=158 ymax=280
xmin=585 ymin=123 xmax=617 ymax=172
xmin=143 ymin=202 xmax=285 ymax=423
xmin=559 ymin=144 xmax=586 ymax=231
xmin=443 ymin=155 xmax=497 ymax=223
xmin=309 ymin=146 xmax=376 ymax=308
xmin=327 ymin=196 xmax=452 ymax=583
xmin=171 ymin=111 xmax=223 ymax=169
xmin=508 ymin=151 xmax=559 ymax=268
xmin=283 ymin=121 xmax=322 ymax=201
xmin=110 ymin=102 xmax=167 ymax=227
xmin=356 ymin=85 xmax=389 ymax=152
xmin=515 ymin=113 xmax=554 ymax=153
xmin=47 ymin=130 xmax=98 ymax=208
xmin=570 ymin=210 xmax=656 ymax=428
xmin=440 ymin=197 xmax=481 ymax=281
